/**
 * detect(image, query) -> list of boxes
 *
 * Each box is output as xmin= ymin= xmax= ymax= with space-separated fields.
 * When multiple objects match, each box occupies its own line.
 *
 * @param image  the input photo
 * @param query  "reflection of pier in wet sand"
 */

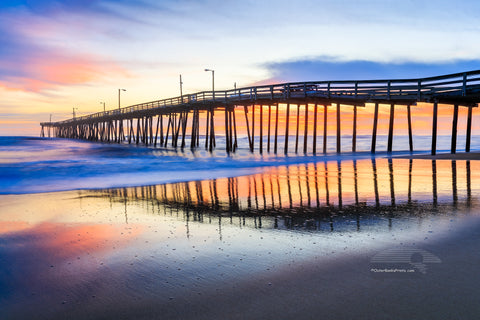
xmin=94 ymin=158 xmax=479 ymax=232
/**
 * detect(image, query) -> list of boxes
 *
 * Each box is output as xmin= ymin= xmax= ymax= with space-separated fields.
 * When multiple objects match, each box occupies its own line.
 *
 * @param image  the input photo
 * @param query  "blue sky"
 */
xmin=0 ymin=0 xmax=479 ymax=134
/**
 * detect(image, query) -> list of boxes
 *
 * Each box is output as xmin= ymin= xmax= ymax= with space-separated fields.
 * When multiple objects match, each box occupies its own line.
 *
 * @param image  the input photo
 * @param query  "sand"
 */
xmin=1 ymin=158 xmax=480 ymax=319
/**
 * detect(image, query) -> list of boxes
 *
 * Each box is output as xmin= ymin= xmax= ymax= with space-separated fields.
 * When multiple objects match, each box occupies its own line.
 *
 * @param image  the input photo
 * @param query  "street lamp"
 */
xmin=100 ymin=101 xmax=106 ymax=112
xmin=72 ymin=107 xmax=78 ymax=119
xmin=179 ymin=74 xmax=183 ymax=103
xmin=204 ymin=69 xmax=215 ymax=101
xmin=118 ymin=88 xmax=126 ymax=110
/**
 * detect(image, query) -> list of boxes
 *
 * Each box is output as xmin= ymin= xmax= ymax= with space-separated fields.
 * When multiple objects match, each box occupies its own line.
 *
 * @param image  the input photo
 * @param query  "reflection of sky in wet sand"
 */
xmin=1 ymin=158 xmax=479 ymax=319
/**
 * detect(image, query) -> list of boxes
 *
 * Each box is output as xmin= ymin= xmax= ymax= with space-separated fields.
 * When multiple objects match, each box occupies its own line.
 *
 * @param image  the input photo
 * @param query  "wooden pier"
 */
xmin=40 ymin=71 xmax=480 ymax=155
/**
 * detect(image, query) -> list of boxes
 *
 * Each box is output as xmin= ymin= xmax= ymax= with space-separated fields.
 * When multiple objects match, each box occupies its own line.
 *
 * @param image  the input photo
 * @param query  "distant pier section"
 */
xmin=40 ymin=71 xmax=480 ymax=155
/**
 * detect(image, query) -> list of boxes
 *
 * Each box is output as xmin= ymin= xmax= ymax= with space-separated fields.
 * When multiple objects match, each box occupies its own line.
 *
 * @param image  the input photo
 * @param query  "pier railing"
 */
xmin=42 ymin=70 xmax=480 ymax=126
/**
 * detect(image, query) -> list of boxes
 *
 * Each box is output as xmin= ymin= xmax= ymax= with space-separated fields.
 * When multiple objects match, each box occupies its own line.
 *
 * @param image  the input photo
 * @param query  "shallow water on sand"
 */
xmin=1 ymin=157 xmax=480 ymax=319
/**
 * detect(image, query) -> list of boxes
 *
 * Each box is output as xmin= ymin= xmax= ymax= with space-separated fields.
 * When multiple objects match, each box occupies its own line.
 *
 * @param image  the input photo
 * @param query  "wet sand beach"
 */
xmin=1 ymin=158 xmax=480 ymax=319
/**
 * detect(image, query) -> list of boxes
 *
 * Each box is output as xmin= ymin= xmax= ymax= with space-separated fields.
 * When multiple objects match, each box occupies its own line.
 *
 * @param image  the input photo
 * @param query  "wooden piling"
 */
xmin=451 ymin=104 xmax=458 ymax=154
xmin=267 ymin=105 xmax=271 ymax=152
xmin=295 ymin=104 xmax=300 ymax=153
xmin=154 ymin=116 xmax=160 ymax=147
xmin=251 ymin=105 xmax=255 ymax=152
xmin=159 ymin=115 xmax=164 ymax=145
xmin=466 ymin=106 xmax=473 ymax=152
xmin=274 ymin=104 xmax=279 ymax=154
xmin=243 ymin=106 xmax=252 ymax=151
xmin=229 ymin=109 xmax=234 ymax=151
xmin=303 ymin=104 xmax=309 ymax=154
xmin=205 ymin=110 xmax=210 ymax=149
xmin=371 ymin=103 xmax=379 ymax=153
xmin=336 ymin=103 xmax=341 ymax=153
xmin=259 ymin=105 xmax=263 ymax=154
xmin=352 ymin=105 xmax=357 ymax=152
xmin=313 ymin=104 xmax=318 ymax=154
xmin=387 ymin=103 xmax=394 ymax=153
xmin=164 ymin=114 xmax=171 ymax=147
xmin=225 ymin=108 xmax=230 ymax=153
xmin=233 ymin=108 xmax=238 ymax=151
xmin=431 ymin=102 xmax=438 ymax=155
xmin=284 ymin=103 xmax=290 ymax=154
xmin=209 ymin=109 xmax=215 ymax=152
xmin=323 ymin=105 xmax=328 ymax=153
xmin=407 ymin=105 xmax=413 ymax=152
xmin=181 ymin=112 xmax=188 ymax=148
xmin=136 ymin=118 xmax=140 ymax=144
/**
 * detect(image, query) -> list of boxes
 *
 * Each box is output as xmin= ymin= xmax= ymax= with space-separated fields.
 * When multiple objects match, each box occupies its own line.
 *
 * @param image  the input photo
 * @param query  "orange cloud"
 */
xmin=0 ymin=49 xmax=127 ymax=92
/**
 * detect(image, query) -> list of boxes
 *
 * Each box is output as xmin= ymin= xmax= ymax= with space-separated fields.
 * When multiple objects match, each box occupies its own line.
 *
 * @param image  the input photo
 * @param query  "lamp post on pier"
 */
xmin=179 ymin=74 xmax=183 ymax=103
xmin=204 ymin=69 xmax=215 ymax=102
xmin=118 ymin=89 xmax=126 ymax=110
xmin=72 ymin=107 xmax=78 ymax=119
xmin=100 ymin=101 xmax=105 ymax=112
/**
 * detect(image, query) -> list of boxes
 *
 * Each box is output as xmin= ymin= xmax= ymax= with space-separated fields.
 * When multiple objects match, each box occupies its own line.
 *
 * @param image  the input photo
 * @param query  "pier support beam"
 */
xmin=225 ymin=108 xmax=230 ymax=153
xmin=387 ymin=103 xmax=395 ymax=153
xmin=431 ymin=102 xmax=438 ymax=155
xmin=336 ymin=103 xmax=341 ymax=153
xmin=466 ymin=106 xmax=473 ymax=152
xmin=244 ymin=106 xmax=252 ymax=152
xmin=407 ymin=105 xmax=413 ymax=152
xmin=284 ymin=103 xmax=290 ymax=154
xmin=251 ymin=104 xmax=256 ymax=152
xmin=303 ymin=104 xmax=309 ymax=154
xmin=313 ymin=104 xmax=318 ymax=154
xmin=295 ymin=104 xmax=300 ymax=153
xmin=274 ymin=104 xmax=279 ymax=154
xmin=267 ymin=105 xmax=271 ymax=152
xmin=259 ymin=105 xmax=263 ymax=154
xmin=451 ymin=104 xmax=458 ymax=154
xmin=323 ymin=105 xmax=328 ymax=153
xmin=352 ymin=105 xmax=357 ymax=152
xmin=371 ymin=103 xmax=379 ymax=153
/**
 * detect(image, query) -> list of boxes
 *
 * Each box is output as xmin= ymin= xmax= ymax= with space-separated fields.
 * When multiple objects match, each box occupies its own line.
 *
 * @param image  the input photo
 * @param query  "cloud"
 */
xmin=263 ymin=58 xmax=480 ymax=82
xmin=0 ymin=1 xmax=137 ymax=92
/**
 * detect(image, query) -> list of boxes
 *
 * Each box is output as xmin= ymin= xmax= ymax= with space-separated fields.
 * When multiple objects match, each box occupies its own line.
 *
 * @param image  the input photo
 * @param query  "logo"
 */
xmin=370 ymin=247 xmax=441 ymax=276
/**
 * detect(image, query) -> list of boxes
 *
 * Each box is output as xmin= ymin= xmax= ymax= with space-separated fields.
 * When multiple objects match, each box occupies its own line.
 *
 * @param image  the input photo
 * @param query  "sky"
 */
xmin=1 ymin=0 xmax=480 ymax=136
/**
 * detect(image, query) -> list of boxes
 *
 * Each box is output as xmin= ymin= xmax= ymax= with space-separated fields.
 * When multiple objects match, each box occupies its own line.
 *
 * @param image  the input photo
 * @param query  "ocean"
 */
xmin=0 ymin=134 xmax=478 ymax=194
xmin=1 ymin=135 xmax=480 ymax=319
